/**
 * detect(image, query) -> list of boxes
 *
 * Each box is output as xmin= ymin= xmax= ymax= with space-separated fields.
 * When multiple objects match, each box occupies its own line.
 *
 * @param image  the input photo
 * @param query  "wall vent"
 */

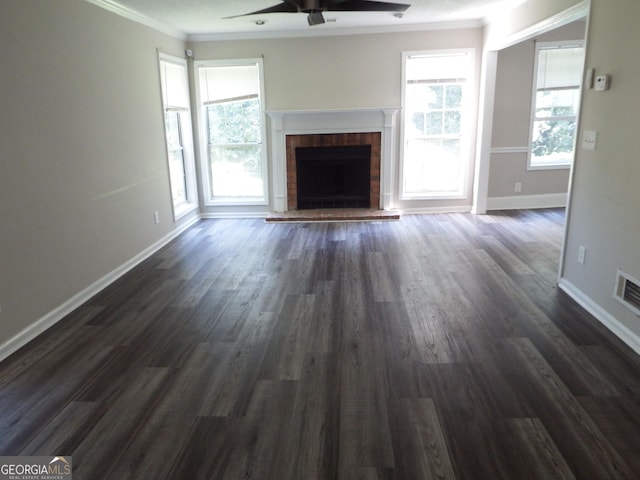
xmin=614 ymin=269 xmax=640 ymax=316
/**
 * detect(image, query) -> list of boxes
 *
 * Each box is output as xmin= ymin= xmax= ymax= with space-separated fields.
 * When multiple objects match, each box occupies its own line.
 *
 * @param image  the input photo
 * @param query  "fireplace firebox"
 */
xmin=285 ymin=132 xmax=381 ymax=211
xmin=296 ymin=145 xmax=371 ymax=209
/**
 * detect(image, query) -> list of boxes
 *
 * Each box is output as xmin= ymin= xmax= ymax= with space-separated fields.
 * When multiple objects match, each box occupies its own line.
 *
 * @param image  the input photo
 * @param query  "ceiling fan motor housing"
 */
xmin=307 ymin=10 xmax=326 ymax=25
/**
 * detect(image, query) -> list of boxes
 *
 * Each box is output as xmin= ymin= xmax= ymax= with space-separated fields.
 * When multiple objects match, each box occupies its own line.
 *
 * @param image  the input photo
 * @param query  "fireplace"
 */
xmin=286 ymin=132 xmax=381 ymax=210
xmin=296 ymin=145 xmax=371 ymax=209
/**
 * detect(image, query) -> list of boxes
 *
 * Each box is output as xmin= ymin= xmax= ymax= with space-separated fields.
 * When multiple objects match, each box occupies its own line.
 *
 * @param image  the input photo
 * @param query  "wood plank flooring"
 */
xmin=1 ymin=209 xmax=639 ymax=479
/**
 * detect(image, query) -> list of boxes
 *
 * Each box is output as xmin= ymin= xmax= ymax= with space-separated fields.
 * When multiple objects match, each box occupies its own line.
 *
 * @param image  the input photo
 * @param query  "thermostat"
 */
xmin=595 ymin=74 xmax=610 ymax=91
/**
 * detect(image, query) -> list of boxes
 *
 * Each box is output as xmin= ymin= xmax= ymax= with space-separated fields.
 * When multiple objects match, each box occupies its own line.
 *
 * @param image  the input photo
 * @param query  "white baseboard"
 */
xmin=201 ymin=212 xmax=268 ymax=219
xmin=558 ymin=278 xmax=640 ymax=355
xmin=487 ymin=193 xmax=567 ymax=211
xmin=399 ymin=205 xmax=472 ymax=215
xmin=0 ymin=215 xmax=201 ymax=363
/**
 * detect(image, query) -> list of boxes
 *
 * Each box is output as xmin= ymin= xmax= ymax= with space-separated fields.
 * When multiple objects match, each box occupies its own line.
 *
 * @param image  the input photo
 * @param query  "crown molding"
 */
xmin=486 ymin=0 xmax=589 ymax=50
xmin=187 ymin=19 xmax=483 ymax=43
xmin=85 ymin=0 xmax=188 ymax=40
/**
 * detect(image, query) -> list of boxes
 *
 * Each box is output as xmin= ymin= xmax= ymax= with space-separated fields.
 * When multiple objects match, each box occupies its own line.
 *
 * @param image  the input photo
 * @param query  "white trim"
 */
xmin=486 ymin=0 xmax=590 ymax=50
xmin=400 ymin=48 xmax=475 ymax=201
xmin=491 ymin=146 xmax=529 ymax=154
xmin=559 ymin=279 xmax=640 ymax=355
xmin=158 ymin=53 xmax=200 ymax=221
xmin=86 ymin=0 xmax=187 ymax=40
xmin=266 ymin=108 xmax=400 ymax=212
xmin=0 ymin=216 xmax=201 ymax=363
xmin=400 ymin=205 xmax=472 ymax=215
xmin=194 ymin=58 xmax=270 ymax=207
xmin=188 ymin=19 xmax=483 ymax=43
xmin=527 ymin=163 xmax=571 ymax=171
xmin=527 ymin=40 xmax=584 ymax=171
xmin=200 ymin=212 xmax=268 ymax=219
xmin=472 ymin=49 xmax=498 ymax=215
xmin=265 ymin=107 xmax=400 ymax=117
xmin=173 ymin=203 xmax=199 ymax=222
xmin=487 ymin=193 xmax=567 ymax=210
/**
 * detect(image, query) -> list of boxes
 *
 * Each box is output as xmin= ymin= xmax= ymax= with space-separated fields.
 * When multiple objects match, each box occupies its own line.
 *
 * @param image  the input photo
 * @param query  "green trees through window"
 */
xmin=206 ymin=97 xmax=263 ymax=198
xmin=529 ymin=43 xmax=584 ymax=168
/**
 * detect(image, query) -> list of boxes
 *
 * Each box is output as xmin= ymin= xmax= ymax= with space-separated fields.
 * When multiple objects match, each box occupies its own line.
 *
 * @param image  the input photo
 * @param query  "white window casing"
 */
xmin=400 ymin=50 xmax=474 ymax=200
xmin=195 ymin=59 xmax=269 ymax=206
xmin=528 ymin=41 xmax=585 ymax=170
xmin=158 ymin=53 xmax=198 ymax=220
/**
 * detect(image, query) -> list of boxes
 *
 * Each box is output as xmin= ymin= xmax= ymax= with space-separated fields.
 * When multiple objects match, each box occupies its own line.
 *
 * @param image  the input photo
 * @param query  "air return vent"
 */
xmin=614 ymin=269 xmax=640 ymax=316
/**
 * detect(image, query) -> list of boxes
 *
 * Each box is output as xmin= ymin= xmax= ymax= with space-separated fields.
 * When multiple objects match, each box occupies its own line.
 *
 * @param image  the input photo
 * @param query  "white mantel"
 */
xmin=266 ymin=108 xmax=400 ymax=212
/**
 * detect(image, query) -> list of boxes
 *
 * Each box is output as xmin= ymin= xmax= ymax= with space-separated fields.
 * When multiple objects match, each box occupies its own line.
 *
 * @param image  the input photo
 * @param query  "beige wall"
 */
xmin=190 ymin=29 xmax=481 ymax=111
xmin=488 ymin=21 xmax=585 ymax=198
xmin=562 ymin=0 xmax=640 ymax=343
xmin=189 ymin=28 xmax=484 ymax=211
xmin=0 ymin=0 xmax=188 ymax=348
xmin=485 ymin=0 xmax=585 ymax=47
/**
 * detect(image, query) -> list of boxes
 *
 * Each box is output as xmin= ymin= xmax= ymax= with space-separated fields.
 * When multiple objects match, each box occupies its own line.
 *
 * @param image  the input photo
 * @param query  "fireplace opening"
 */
xmin=296 ymin=145 xmax=371 ymax=209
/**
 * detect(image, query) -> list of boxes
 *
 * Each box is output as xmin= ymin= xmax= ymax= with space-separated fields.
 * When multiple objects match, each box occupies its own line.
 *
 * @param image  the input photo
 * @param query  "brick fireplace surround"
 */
xmin=267 ymin=108 xmax=399 ymax=212
xmin=285 ymin=132 xmax=381 ymax=210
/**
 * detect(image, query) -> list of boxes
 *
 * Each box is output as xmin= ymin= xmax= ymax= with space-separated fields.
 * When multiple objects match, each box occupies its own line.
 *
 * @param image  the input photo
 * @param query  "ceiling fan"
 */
xmin=225 ymin=0 xmax=411 ymax=26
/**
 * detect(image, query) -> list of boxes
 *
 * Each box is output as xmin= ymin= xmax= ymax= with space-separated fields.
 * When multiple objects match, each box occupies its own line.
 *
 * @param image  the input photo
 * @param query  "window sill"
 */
xmin=527 ymin=163 xmax=572 ymax=171
xmin=205 ymin=198 xmax=269 ymax=207
xmin=173 ymin=202 xmax=199 ymax=222
xmin=400 ymin=191 xmax=466 ymax=201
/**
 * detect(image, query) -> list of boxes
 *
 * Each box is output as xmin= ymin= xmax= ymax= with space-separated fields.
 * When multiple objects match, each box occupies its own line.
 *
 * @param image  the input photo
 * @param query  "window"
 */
xmin=401 ymin=50 xmax=473 ymax=198
xmin=196 ymin=60 xmax=268 ymax=205
xmin=529 ymin=41 xmax=585 ymax=169
xmin=159 ymin=54 xmax=197 ymax=219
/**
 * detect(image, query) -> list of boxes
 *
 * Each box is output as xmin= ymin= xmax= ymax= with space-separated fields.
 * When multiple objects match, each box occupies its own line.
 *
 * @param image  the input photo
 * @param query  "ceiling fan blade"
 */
xmin=223 ymin=2 xmax=300 ymax=19
xmin=224 ymin=0 xmax=411 ymax=22
xmin=326 ymin=0 xmax=411 ymax=12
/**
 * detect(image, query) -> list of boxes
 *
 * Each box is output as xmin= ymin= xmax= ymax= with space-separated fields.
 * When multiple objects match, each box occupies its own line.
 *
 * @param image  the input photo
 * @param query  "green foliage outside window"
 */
xmin=207 ymin=97 xmax=263 ymax=197
xmin=409 ymin=84 xmax=462 ymax=138
xmin=207 ymin=98 xmax=261 ymax=144
xmin=531 ymin=88 xmax=580 ymax=163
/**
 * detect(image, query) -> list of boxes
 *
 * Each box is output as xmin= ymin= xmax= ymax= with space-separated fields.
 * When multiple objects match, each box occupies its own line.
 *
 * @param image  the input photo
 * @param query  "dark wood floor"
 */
xmin=1 ymin=209 xmax=639 ymax=479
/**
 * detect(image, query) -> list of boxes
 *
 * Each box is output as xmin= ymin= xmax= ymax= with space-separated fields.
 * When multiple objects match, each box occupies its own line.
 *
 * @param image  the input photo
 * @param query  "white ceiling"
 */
xmin=91 ymin=0 xmax=528 ymax=40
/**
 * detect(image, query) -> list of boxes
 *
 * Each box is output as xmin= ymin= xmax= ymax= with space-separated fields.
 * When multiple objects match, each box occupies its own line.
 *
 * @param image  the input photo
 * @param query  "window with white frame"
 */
xmin=196 ymin=60 xmax=268 ymax=205
xmin=529 ymin=41 xmax=585 ymax=169
xmin=159 ymin=53 xmax=197 ymax=219
xmin=401 ymin=50 xmax=473 ymax=198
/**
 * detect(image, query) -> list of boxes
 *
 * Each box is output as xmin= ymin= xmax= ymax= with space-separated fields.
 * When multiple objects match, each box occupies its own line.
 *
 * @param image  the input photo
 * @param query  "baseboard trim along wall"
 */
xmin=559 ymin=278 xmax=640 ymax=356
xmin=487 ymin=193 xmax=567 ymax=211
xmin=200 ymin=211 xmax=269 ymax=219
xmin=399 ymin=205 xmax=472 ymax=215
xmin=0 ymin=215 xmax=201 ymax=363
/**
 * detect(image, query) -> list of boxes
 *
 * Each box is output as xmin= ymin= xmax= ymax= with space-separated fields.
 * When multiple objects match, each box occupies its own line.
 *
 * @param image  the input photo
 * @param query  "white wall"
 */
xmin=0 ymin=0 xmax=191 ymax=354
xmin=189 ymin=28 xmax=484 ymax=213
xmin=560 ymin=0 xmax=640 ymax=350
